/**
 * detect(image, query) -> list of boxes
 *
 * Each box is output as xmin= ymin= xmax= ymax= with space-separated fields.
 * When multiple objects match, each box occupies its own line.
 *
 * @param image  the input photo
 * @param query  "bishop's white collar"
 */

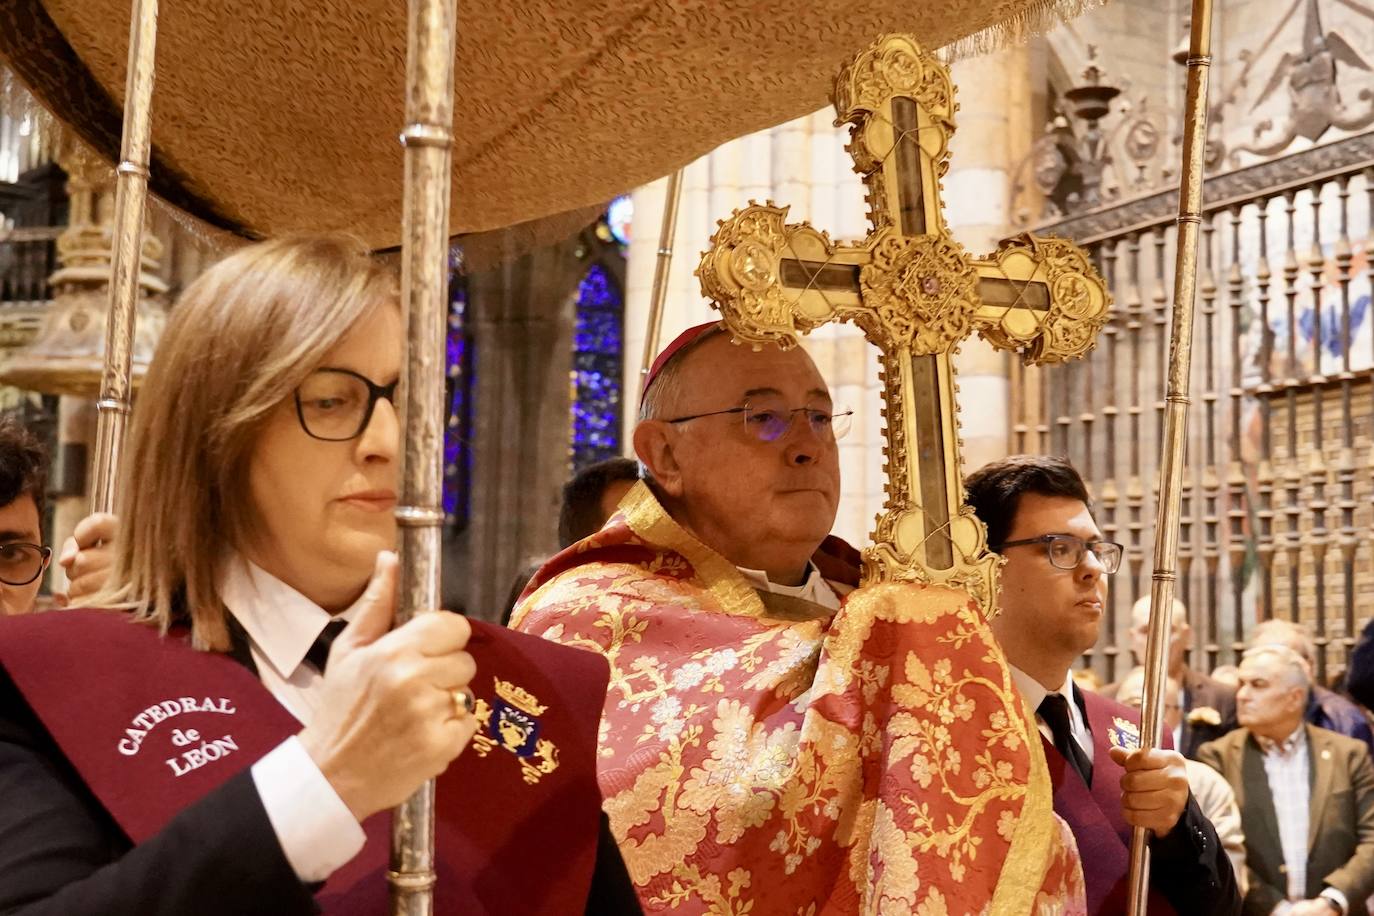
xmin=736 ymin=562 xmax=841 ymax=611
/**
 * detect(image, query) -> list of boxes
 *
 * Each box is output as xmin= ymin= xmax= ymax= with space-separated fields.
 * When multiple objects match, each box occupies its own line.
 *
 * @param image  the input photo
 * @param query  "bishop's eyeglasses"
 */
xmin=665 ymin=399 xmax=854 ymax=443
xmin=0 ymin=542 xmax=51 ymax=587
xmin=991 ymin=534 xmax=1123 ymax=574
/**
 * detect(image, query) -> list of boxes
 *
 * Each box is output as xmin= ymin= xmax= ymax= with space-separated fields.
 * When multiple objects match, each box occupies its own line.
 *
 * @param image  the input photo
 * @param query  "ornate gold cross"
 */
xmin=697 ymin=34 xmax=1110 ymax=609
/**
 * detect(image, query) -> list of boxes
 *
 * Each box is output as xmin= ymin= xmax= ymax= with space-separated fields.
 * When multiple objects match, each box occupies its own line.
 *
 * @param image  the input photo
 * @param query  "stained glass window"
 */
xmin=571 ymin=262 xmax=624 ymax=470
xmin=605 ymin=195 xmax=632 ymax=247
xmin=443 ymin=255 xmax=473 ymax=529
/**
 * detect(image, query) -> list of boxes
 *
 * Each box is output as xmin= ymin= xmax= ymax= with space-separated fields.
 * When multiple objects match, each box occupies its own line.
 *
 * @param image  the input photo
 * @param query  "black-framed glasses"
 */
xmin=666 ymin=400 xmax=854 ymax=443
xmin=0 ymin=542 xmax=51 ymax=587
xmin=991 ymin=534 xmax=1123 ymax=574
xmin=295 ymin=368 xmax=398 ymax=442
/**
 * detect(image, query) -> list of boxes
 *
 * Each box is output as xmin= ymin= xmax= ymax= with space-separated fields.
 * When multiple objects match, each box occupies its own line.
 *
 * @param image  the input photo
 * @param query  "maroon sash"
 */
xmin=1044 ymin=690 xmax=1177 ymax=915
xmin=0 ymin=608 xmax=609 ymax=914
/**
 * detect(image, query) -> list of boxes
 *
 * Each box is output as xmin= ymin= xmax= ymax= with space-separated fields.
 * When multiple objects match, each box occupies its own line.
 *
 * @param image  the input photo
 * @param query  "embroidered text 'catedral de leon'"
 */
xmin=116 ymin=695 xmax=239 ymax=777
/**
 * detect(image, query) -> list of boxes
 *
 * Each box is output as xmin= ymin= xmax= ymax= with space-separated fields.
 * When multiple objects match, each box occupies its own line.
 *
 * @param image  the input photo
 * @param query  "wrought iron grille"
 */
xmin=1015 ymin=133 xmax=1374 ymax=683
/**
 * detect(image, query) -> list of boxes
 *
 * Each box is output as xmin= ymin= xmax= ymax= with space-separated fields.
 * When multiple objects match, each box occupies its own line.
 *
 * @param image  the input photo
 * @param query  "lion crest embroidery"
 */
xmin=471 ymin=678 xmax=560 ymax=784
xmin=1107 ymin=715 xmax=1142 ymax=751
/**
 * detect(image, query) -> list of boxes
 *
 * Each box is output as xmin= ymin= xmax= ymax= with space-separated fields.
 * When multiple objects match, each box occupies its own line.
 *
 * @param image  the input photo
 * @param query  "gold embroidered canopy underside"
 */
xmin=3 ymin=0 xmax=1097 ymax=251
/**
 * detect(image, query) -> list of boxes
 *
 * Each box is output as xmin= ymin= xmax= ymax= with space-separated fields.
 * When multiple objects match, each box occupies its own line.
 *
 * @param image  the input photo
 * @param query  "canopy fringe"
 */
xmin=943 ymin=0 xmax=1106 ymax=60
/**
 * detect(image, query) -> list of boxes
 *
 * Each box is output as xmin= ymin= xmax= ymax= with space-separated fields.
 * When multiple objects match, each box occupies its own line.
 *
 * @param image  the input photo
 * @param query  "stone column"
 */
xmin=447 ymin=237 xmax=587 ymax=621
xmin=622 ymin=153 xmax=729 ymax=444
xmin=945 ymin=46 xmax=1034 ymax=474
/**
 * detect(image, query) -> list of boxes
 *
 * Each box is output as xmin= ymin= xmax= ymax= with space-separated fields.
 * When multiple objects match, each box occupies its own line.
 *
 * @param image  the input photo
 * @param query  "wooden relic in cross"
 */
xmin=697 ymin=34 xmax=1111 ymax=609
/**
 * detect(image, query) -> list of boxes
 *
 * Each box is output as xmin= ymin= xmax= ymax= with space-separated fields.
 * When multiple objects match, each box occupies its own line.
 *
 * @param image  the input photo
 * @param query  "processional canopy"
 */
xmin=698 ymin=34 xmax=1111 ymax=610
xmin=3 ymin=0 xmax=1097 ymax=251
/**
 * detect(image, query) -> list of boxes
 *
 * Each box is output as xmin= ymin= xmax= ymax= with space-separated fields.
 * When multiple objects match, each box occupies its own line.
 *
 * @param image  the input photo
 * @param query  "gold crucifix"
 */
xmin=697 ymin=34 xmax=1110 ymax=610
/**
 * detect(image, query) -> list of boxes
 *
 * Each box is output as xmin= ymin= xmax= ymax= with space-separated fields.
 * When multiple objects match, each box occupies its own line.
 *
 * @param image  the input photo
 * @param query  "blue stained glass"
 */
xmin=442 ymin=262 xmax=473 ymax=529
xmin=571 ymin=263 xmax=623 ymax=469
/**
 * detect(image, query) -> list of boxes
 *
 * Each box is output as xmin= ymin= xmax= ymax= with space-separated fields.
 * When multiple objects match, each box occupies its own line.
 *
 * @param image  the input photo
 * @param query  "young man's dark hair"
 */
xmin=0 ymin=413 xmax=51 ymax=616
xmin=0 ymin=413 xmax=47 ymax=520
xmin=558 ymin=456 xmax=640 ymax=548
xmin=963 ymin=454 xmax=1090 ymax=549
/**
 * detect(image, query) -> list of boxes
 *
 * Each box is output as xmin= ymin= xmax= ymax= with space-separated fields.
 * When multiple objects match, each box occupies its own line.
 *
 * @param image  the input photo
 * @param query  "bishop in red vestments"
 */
xmin=515 ymin=324 xmax=1086 ymax=914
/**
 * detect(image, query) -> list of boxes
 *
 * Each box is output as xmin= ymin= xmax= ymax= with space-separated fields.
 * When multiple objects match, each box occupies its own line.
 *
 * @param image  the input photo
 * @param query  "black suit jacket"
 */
xmin=1046 ymin=686 xmax=1241 ymax=915
xmin=0 ymin=657 xmax=640 ymax=914
xmin=1345 ymin=616 xmax=1374 ymax=711
xmin=1179 ymin=666 xmax=1239 ymax=760
xmin=1198 ymin=724 xmax=1374 ymax=916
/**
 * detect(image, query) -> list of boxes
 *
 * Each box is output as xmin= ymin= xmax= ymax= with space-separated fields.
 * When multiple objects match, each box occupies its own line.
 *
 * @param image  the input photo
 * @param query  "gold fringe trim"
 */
xmin=0 ymin=65 xmax=60 ymax=177
xmin=2 ymin=63 xmax=241 ymax=256
xmin=989 ymin=691 xmax=1062 ymax=914
xmin=146 ymin=193 xmax=247 ymax=256
xmin=620 ymin=480 xmax=769 ymax=620
xmin=942 ymin=0 xmax=1107 ymax=61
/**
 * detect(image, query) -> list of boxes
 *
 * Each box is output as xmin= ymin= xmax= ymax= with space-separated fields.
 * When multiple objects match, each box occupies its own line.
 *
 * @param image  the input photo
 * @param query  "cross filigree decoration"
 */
xmin=697 ymin=34 xmax=1111 ymax=611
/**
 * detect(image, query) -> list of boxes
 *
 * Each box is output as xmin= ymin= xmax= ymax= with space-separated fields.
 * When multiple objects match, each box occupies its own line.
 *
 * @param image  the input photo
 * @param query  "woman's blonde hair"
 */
xmin=94 ymin=234 xmax=399 ymax=650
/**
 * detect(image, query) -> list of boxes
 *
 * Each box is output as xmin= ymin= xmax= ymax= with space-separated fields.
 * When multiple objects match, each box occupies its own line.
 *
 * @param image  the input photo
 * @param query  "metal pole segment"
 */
xmin=90 ymin=0 xmax=158 ymax=515
xmin=638 ymin=168 xmax=685 ymax=387
xmin=1125 ymin=0 xmax=1215 ymax=911
xmin=389 ymin=0 xmax=457 ymax=912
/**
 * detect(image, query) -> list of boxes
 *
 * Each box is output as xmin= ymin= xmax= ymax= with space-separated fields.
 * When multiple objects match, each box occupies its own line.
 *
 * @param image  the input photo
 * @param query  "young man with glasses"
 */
xmin=966 ymin=454 xmax=1240 ymax=915
xmin=0 ymin=414 xmax=51 ymax=616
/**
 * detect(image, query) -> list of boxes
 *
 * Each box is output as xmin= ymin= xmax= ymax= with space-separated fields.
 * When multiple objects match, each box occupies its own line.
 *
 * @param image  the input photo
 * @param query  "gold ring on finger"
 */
xmin=453 ymin=687 xmax=476 ymax=717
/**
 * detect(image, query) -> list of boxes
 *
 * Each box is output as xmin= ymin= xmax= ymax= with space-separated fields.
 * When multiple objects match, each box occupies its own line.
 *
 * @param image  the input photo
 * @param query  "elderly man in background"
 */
xmin=1117 ymin=665 xmax=1248 ymax=894
xmin=1199 ymin=645 xmax=1374 ymax=916
xmin=1213 ymin=665 xmax=1242 ymax=689
xmin=1120 ymin=596 xmax=1238 ymax=758
xmin=1250 ymin=619 xmax=1374 ymax=754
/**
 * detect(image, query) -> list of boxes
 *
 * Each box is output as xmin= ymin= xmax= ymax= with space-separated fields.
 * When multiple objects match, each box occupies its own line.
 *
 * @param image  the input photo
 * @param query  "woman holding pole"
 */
xmin=0 ymin=235 xmax=639 ymax=915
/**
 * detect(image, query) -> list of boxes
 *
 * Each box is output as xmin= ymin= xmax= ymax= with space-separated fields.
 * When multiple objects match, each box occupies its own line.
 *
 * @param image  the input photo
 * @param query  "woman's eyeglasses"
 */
xmin=295 ymin=368 xmax=460 ymax=442
xmin=294 ymin=368 xmax=398 ymax=441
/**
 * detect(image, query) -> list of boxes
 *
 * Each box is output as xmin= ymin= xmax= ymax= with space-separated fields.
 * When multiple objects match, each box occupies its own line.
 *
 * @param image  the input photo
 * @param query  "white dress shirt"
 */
xmin=1009 ymin=666 xmax=1095 ymax=764
xmin=1257 ymin=725 xmax=1349 ymax=915
xmin=220 ymin=556 xmax=367 ymax=883
xmin=1261 ymin=725 xmax=1310 ymax=902
xmin=737 ymin=562 xmax=842 ymax=611
xmin=221 ymin=556 xmax=358 ymax=723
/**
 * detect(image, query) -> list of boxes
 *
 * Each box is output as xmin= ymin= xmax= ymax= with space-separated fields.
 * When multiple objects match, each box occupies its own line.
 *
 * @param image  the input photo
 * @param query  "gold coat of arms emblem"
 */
xmin=471 ymin=678 xmax=561 ymax=784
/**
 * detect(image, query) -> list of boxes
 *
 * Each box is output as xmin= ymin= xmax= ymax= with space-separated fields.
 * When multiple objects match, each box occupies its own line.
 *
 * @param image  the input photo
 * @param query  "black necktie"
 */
xmin=1039 ymin=692 xmax=1093 ymax=786
xmin=304 ymin=619 xmax=348 ymax=675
